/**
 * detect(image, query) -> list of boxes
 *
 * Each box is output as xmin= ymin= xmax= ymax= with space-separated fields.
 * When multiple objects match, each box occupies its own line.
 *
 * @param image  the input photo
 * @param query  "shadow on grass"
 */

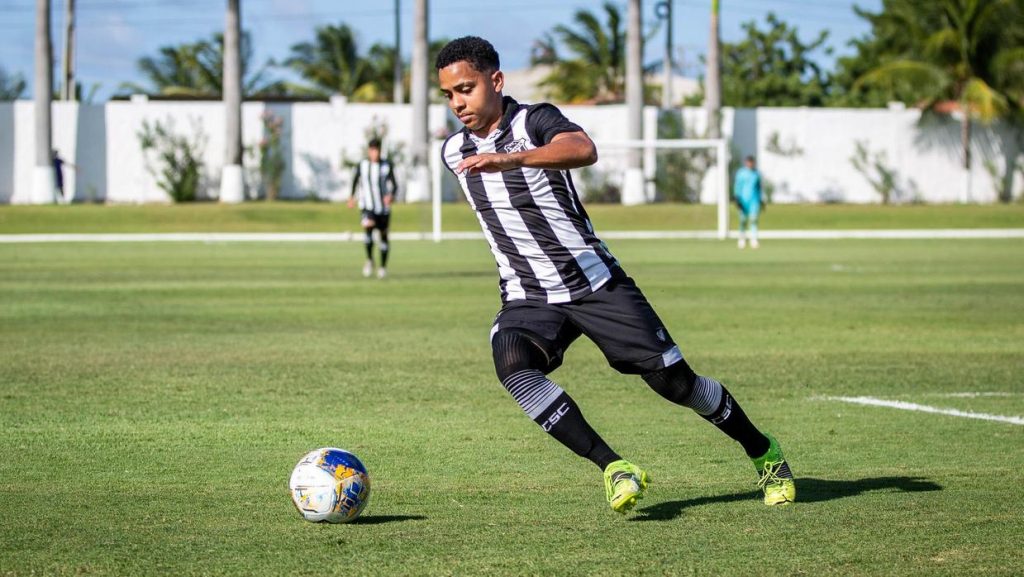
xmin=349 ymin=514 xmax=427 ymax=525
xmin=631 ymin=476 xmax=942 ymax=521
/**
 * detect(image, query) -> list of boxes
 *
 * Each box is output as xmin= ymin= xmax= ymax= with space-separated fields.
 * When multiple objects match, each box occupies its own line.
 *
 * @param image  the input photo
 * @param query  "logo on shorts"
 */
xmin=504 ymin=138 xmax=529 ymax=154
xmin=656 ymin=328 xmax=667 ymax=342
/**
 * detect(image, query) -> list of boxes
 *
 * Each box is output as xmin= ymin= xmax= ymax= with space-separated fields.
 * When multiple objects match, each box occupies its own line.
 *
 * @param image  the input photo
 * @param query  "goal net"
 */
xmin=428 ymin=138 xmax=731 ymax=242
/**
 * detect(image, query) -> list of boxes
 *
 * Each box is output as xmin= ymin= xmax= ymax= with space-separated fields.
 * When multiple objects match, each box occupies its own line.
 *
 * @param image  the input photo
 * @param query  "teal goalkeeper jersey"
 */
xmin=733 ymin=167 xmax=762 ymax=206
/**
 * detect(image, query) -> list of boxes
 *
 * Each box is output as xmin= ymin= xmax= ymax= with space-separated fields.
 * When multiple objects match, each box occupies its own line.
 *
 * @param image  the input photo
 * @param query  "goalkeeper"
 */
xmin=733 ymin=156 xmax=765 ymax=249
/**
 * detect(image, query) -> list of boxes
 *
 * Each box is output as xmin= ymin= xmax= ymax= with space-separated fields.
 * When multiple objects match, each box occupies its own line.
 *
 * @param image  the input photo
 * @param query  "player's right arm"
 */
xmin=455 ymin=131 xmax=597 ymax=175
xmin=348 ymin=163 xmax=360 ymax=208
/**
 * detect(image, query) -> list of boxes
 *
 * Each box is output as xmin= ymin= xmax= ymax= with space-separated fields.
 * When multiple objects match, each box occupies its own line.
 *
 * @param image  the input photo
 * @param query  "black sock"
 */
xmin=701 ymin=386 xmax=770 ymax=459
xmin=533 ymin=392 xmax=621 ymax=470
xmin=363 ymin=230 xmax=374 ymax=261
xmin=502 ymin=368 xmax=620 ymax=470
xmin=379 ymin=233 xmax=389 ymax=267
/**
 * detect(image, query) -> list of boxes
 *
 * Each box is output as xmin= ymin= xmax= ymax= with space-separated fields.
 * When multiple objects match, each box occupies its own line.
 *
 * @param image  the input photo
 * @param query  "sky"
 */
xmin=0 ymin=0 xmax=883 ymax=101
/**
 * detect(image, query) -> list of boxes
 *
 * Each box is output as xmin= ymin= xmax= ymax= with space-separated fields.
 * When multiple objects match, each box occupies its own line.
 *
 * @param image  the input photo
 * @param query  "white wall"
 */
xmin=2 ymin=100 xmax=1021 ymax=204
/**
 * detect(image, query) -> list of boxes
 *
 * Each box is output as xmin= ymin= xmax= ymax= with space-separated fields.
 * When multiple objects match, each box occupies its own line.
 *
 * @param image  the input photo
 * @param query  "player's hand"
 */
xmin=384 ymin=195 xmax=392 ymax=208
xmin=347 ymin=198 xmax=355 ymax=209
xmin=456 ymin=153 xmax=519 ymax=175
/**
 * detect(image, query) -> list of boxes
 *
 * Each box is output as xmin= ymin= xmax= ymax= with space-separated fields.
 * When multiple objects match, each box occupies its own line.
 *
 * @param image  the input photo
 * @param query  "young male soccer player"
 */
xmin=348 ymin=139 xmax=397 ymax=278
xmin=436 ymin=36 xmax=795 ymax=513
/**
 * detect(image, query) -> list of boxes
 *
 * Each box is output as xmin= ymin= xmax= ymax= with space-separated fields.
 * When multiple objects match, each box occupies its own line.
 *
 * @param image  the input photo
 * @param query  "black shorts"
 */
xmin=489 ymin=275 xmax=683 ymax=375
xmin=360 ymin=211 xmax=390 ymax=231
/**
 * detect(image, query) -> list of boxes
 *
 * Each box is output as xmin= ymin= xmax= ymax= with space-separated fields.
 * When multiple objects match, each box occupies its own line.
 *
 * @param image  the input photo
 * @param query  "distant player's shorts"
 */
xmin=490 ymin=273 xmax=683 ymax=375
xmin=360 ymin=210 xmax=390 ymax=231
xmin=739 ymin=201 xmax=761 ymax=219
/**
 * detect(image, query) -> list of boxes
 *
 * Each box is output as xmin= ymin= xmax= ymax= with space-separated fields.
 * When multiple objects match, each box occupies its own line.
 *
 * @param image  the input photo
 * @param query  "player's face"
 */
xmin=438 ymin=61 xmax=504 ymax=135
xmin=368 ymin=147 xmax=381 ymax=162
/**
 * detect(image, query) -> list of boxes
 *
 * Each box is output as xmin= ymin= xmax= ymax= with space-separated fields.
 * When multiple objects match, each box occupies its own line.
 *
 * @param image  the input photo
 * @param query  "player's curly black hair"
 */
xmin=434 ymin=36 xmax=500 ymax=73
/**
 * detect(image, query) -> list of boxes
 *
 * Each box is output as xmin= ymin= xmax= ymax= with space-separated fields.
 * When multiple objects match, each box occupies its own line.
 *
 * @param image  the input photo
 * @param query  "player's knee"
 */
xmin=491 ymin=329 xmax=551 ymax=384
xmin=642 ymin=360 xmax=697 ymax=406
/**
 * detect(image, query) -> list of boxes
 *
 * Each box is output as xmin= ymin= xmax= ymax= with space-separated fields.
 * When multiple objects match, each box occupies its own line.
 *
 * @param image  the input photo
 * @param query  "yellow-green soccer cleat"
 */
xmin=603 ymin=460 xmax=649 ymax=514
xmin=753 ymin=434 xmax=796 ymax=506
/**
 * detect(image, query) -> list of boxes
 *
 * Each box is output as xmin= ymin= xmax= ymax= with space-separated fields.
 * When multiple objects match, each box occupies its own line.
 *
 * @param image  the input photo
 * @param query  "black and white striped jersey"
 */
xmin=351 ymin=160 xmax=397 ymax=215
xmin=441 ymin=97 xmax=620 ymax=304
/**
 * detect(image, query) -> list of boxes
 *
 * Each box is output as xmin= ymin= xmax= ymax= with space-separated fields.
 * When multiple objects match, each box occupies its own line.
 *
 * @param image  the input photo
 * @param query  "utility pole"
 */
xmin=61 ymin=0 xmax=75 ymax=101
xmin=394 ymin=0 xmax=403 ymax=104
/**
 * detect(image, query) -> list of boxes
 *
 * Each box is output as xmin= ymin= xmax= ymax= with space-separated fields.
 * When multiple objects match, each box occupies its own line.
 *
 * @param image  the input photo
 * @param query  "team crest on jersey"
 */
xmin=504 ymin=138 xmax=529 ymax=153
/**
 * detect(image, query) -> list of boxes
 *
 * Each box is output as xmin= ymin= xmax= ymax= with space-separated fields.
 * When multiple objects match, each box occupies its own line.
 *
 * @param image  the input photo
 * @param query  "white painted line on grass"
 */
xmin=821 ymin=395 xmax=1024 ymax=426
xmin=2 ymin=229 xmax=1024 ymax=243
xmin=928 ymin=392 xmax=1017 ymax=398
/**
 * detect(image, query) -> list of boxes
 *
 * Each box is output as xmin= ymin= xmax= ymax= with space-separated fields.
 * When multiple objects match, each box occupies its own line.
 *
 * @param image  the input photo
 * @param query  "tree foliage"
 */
xmin=286 ymin=23 xmax=414 ymax=102
xmin=530 ymin=2 xmax=628 ymax=104
xmin=836 ymin=0 xmax=1024 ymax=113
xmin=0 ymin=66 xmax=27 ymax=101
xmin=717 ymin=13 xmax=832 ymax=107
xmin=121 ymin=32 xmax=285 ymax=98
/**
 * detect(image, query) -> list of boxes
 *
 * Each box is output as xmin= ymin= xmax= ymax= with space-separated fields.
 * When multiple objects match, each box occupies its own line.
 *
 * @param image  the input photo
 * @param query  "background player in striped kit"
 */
xmin=348 ymin=139 xmax=397 ymax=278
xmin=436 ymin=36 xmax=795 ymax=513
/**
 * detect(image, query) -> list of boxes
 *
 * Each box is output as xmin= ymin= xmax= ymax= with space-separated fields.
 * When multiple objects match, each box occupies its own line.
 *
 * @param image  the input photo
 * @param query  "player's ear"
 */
xmin=491 ymin=70 xmax=504 ymax=93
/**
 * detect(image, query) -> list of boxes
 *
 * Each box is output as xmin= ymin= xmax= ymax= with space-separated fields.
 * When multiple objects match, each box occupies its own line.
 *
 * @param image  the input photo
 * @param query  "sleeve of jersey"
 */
xmin=525 ymin=103 xmax=585 ymax=146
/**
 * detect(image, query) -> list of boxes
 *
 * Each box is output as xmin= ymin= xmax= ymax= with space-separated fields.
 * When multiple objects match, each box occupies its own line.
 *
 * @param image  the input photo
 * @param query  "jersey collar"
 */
xmin=465 ymin=96 xmax=520 ymax=143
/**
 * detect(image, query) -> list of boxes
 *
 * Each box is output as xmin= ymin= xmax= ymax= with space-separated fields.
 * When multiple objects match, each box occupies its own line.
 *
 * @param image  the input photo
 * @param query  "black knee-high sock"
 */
xmin=689 ymin=376 xmax=770 ymax=458
xmin=363 ymin=229 xmax=374 ymax=262
xmin=379 ymin=232 xmax=390 ymax=267
xmin=503 ymin=369 xmax=620 ymax=470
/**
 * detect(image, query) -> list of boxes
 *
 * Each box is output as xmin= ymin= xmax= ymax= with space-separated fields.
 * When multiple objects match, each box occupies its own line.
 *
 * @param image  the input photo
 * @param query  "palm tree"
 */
xmin=33 ymin=0 xmax=53 ymax=204
xmin=856 ymin=0 xmax=1024 ymax=201
xmin=221 ymin=0 xmax=244 ymax=204
xmin=531 ymin=2 xmax=627 ymax=103
xmin=285 ymin=23 xmax=377 ymax=100
xmin=121 ymin=31 xmax=284 ymax=98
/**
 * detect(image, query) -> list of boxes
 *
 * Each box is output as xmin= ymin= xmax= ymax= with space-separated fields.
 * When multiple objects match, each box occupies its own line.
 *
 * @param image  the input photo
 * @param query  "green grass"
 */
xmin=0 ymin=202 xmax=1022 ymax=234
xmin=2 ymin=238 xmax=1023 ymax=576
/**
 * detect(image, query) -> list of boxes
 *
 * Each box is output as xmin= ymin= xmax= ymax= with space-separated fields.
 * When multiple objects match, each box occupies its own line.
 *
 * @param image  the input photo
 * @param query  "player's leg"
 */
xmin=569 ymin=276 xmax=794 ymax=505
xmin=376 ymin=215 xmax=390 ymax=279
xmin=490 ymin=306 xmax=646 ymax=513
xmin=737 ymin=206 xmax=749 ymax=249
xmin=747 ymin=203 xmax=761 ymax=249
xmin=492 ymin=327 xmax=620 ymax=470
xmin=360 ymin=211 xmax=375 ymax=277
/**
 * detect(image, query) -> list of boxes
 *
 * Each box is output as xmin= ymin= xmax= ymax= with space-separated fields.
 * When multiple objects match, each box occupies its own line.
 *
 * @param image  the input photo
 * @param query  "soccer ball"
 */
xmin=289 ymin=447 xmax=371 ymax=523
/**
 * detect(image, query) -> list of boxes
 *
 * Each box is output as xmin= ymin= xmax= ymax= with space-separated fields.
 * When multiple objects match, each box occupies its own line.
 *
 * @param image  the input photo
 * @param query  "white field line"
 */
xmin=820 ymin=395 xmax=1024 ymax=426
xmin=2 ymin=229 xmax=1024 ymax=243
xmin=928 ymin=392 xmax=1017 ymax=398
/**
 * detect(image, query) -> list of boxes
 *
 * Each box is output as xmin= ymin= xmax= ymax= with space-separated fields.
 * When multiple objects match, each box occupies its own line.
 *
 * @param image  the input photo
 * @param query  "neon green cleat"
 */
xmin=603 ymin=460 xmax=649 ymax=514
xmin=752 ymin=434 xmax=796 ymax=506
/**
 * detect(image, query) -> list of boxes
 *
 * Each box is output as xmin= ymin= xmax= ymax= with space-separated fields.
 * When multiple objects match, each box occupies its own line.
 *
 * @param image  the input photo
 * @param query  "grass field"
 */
xmin=0 ymin=202 xmax=1022 ymax=234
xmin=2 ymin=236 xmax=1023 ymax=576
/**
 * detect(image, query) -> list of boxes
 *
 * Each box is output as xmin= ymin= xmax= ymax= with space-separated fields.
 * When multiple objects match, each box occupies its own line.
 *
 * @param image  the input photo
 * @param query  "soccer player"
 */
xmin=436 ymin=36 xmax=795 ymax=513
xmin=733 ymin=156 xmax=765 ymax=249
xmin=348 ymin=139 xmax=397 ymax=278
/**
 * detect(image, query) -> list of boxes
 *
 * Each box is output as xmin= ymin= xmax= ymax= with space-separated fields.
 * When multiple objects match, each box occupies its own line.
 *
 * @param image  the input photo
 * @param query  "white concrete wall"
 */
xmin=1 ymin=100 xmax=1020 ymax=204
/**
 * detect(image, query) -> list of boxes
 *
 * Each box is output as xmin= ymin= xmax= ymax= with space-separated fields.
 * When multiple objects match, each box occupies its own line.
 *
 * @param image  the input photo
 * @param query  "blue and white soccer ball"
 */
xmin=289 ymin=448 xmax=371 ymax=523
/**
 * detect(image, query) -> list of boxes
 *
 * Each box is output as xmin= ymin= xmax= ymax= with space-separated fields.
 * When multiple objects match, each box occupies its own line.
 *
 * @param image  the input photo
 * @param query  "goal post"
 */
xmin=428 ymin=138 xmax=731 ymax=242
